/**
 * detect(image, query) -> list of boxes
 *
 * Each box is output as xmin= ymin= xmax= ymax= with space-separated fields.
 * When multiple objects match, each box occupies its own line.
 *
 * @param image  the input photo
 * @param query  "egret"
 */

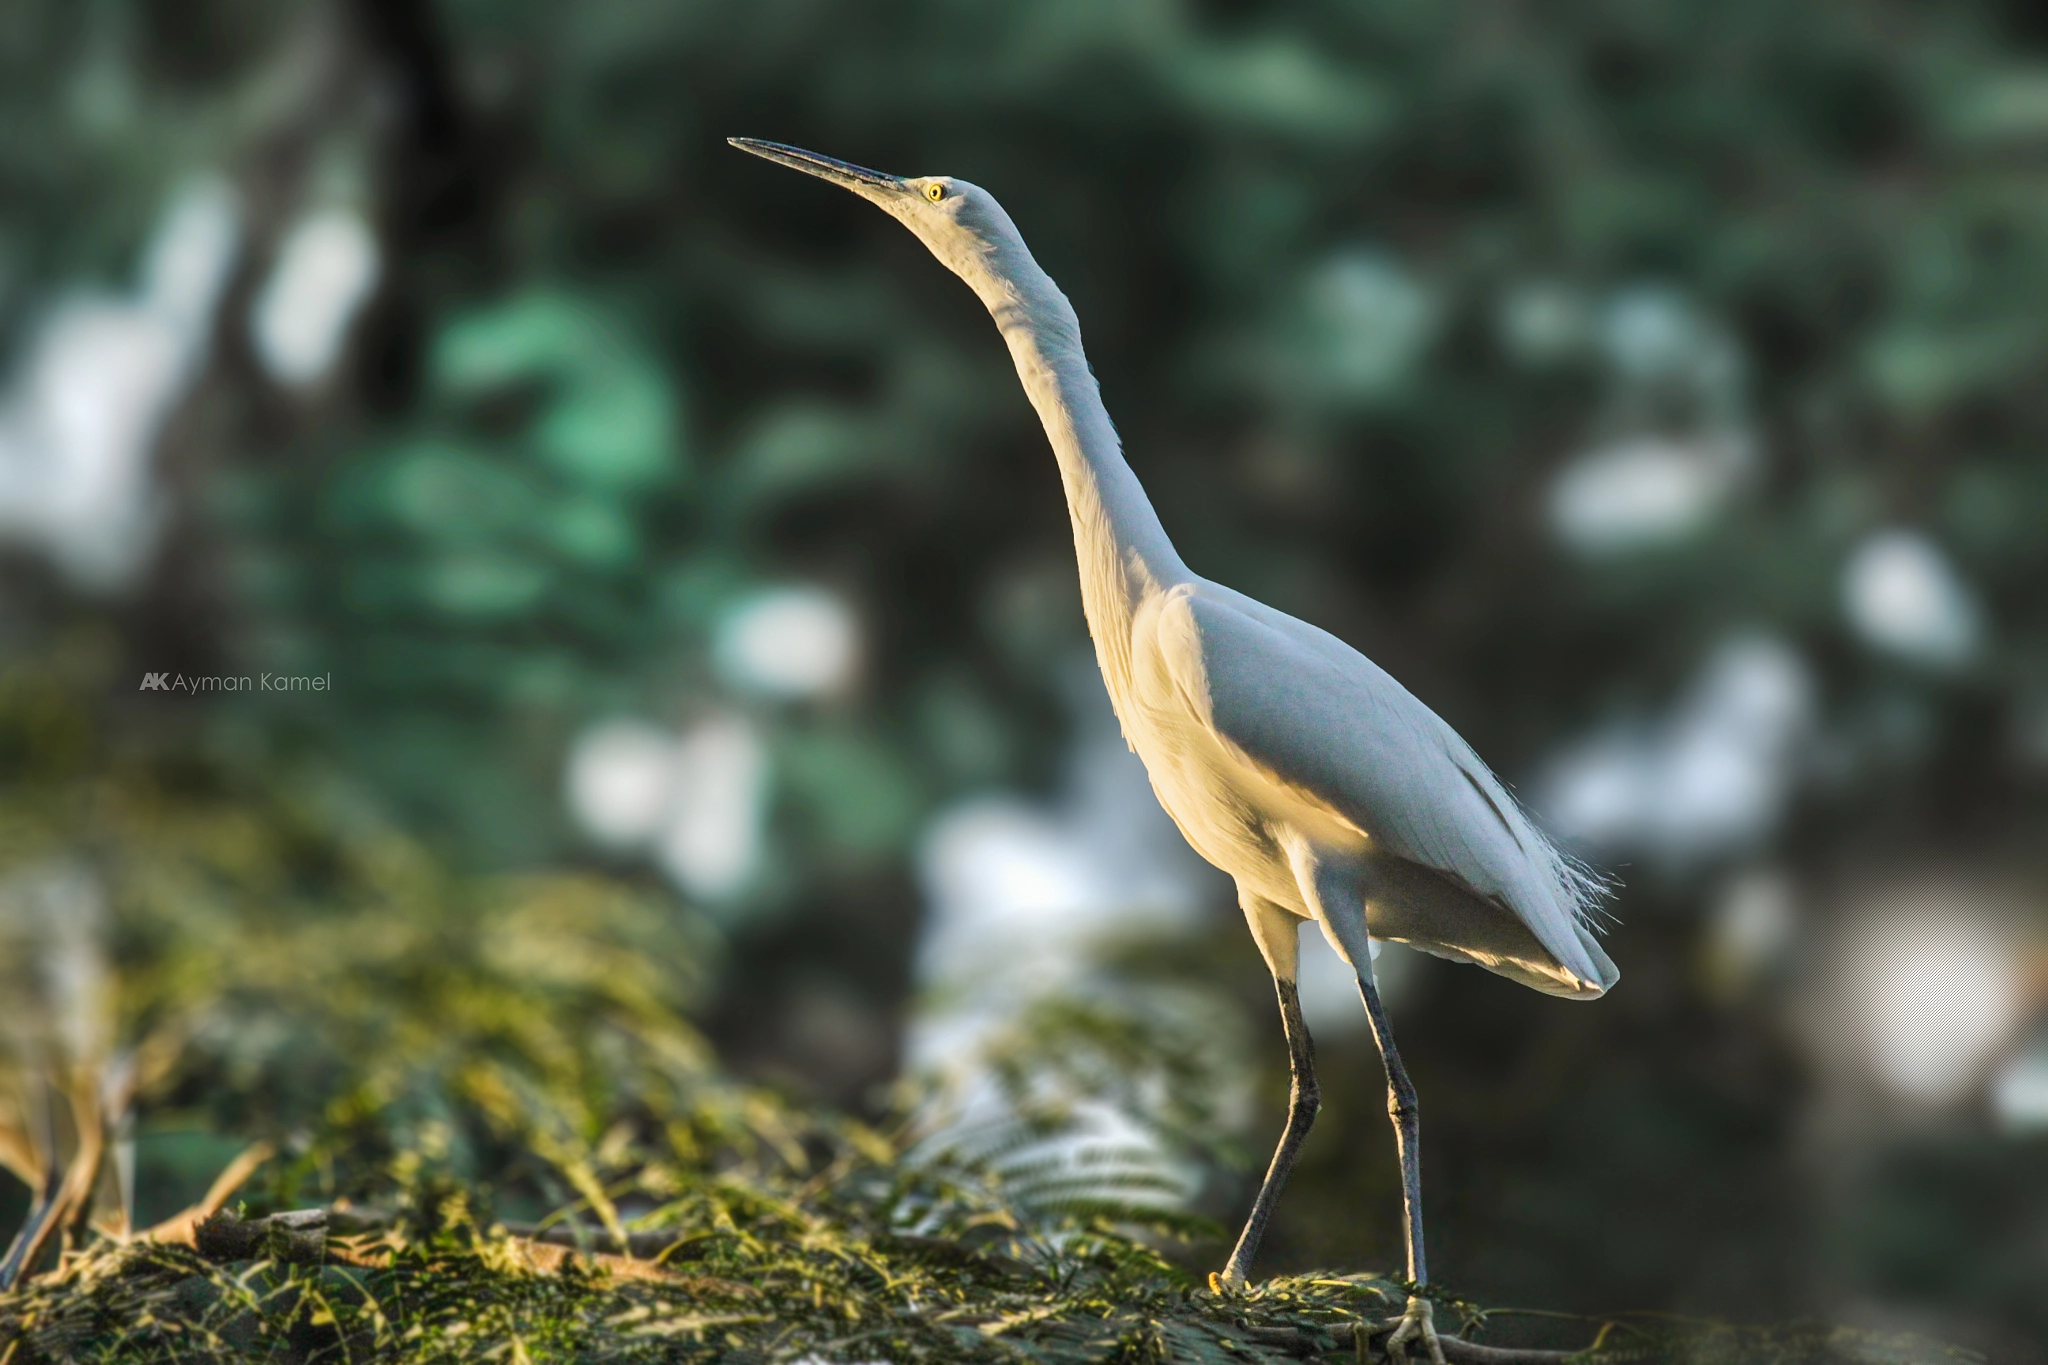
xmin=731 ymin=139 xmax=1616 ymax=1361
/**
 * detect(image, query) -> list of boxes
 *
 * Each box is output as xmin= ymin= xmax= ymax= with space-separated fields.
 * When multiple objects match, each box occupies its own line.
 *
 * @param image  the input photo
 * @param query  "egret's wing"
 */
xmin=1156 ymin=584 xmax=1611 ymax=990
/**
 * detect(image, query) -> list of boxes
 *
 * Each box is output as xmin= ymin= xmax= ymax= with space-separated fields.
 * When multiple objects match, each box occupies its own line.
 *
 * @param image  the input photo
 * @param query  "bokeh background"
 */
xmin=4 ymin=0 xmax=2048 ymax=1356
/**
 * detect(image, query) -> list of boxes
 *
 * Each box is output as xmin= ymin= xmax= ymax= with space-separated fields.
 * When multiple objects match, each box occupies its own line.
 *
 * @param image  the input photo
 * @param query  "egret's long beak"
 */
xmin=728 ymin=138 xmax=907 ymax=199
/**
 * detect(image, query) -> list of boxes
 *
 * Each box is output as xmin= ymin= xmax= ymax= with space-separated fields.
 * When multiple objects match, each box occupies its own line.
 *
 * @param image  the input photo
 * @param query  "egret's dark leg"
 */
xmin=1218 ymin=975 xmax=1319 ymax=1289
xmin=1357 ymin=967 xmax=1445 ymax=1365
xmin=1356 ymin=966 xmax=1425 ymax=1286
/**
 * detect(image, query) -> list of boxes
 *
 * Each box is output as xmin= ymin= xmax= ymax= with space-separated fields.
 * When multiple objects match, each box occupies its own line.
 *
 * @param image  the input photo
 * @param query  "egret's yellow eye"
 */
xmin=925 ymin=182 xmax=946 ymax=202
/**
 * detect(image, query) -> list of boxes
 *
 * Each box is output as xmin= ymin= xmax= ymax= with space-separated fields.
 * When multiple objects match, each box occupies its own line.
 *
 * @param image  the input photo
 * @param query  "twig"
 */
xmin=1434 ymin=1341 xmax=1580 ymax=1365
xmin=1356 ymin=1319 xmax=1584 ymax=1364
xmin=139 ymin=1141 xmax=275 ymax=1247
xmin=499 ymin=1220 xmax=698 ymax=1260
xmin=175 ymin=1207 xmax=688 ymax=1281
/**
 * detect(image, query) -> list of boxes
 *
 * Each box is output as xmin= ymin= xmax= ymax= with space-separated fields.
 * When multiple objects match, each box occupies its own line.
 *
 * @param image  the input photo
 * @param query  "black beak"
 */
xmin=728 ymin=138 xmax=906 ymax=194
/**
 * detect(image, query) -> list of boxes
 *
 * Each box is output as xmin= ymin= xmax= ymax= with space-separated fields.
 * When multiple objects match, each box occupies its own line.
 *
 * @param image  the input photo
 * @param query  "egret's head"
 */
xmin=728 ymin=139 xmax=1032 ymax=304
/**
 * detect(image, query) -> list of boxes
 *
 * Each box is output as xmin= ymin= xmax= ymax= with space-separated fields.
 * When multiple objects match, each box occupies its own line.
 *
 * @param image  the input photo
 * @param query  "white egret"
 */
xmin=731 ymin=139 xmax=1617 ymax=1361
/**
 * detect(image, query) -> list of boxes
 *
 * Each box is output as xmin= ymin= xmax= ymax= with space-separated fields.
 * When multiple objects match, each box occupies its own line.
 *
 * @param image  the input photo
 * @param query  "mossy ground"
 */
xmin=0 ymin=1197 xmax=1979 ymax=1365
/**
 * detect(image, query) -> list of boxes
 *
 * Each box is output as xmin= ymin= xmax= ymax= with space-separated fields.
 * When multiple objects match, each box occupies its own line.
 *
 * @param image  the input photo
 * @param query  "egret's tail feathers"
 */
xmin=1466 ymin=755 xmax=1617 ymax=938
xmin=1471 ymin=760 xmax=1619 ymax=993
xmin=1554 ymin=845 xmax=1619 ymax=933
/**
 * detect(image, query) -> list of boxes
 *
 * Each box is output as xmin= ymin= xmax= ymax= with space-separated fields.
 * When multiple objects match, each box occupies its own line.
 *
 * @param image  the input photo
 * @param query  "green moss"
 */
xmin=0 ymin=1184 xmax=1977 ymax=1365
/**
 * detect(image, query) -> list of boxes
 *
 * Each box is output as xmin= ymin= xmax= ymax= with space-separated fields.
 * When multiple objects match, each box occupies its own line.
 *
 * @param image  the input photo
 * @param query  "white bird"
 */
xmin=731 ymin=139 xmax=1617 ymax=1361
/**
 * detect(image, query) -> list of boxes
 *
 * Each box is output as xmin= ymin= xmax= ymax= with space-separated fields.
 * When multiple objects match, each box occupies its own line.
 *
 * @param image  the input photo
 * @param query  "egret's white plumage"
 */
xmin=732 ymin=140 xmax=1615 ymax=1341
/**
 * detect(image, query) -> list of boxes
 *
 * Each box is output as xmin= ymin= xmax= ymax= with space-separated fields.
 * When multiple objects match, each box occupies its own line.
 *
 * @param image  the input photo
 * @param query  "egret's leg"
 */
xmin=1216 ymin=973 xmax=1319 ymax=1290
xmin=1285 ymin=844 xmax=1434 ymax=1290
xmin=1290 ymin=844 xmax=1444 ymax=1364
xmin=1356 ymin=968 xmax=1445 ymax=1365
xmin=1355 ymin=966 xmax=1425 ymax=1287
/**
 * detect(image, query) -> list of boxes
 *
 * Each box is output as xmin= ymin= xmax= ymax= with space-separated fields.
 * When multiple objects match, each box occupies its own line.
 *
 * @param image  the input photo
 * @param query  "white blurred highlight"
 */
xmin=907 ymin=664 xmax=1218 ymax=1205
xmin=1544 ymin=635 xmax=1813 ymax=865
xmin=145 ymin=184 xmax=241 ymax=334
xmin=1842 ymin=529 xmax=1982 ymax=668
xmin=250 ymin=208 xmax=381 ymax=386
xmin=657 ymin=717 xmax=769 ymax=901
xmin=1843 ymin=897 xmax=2023 ymax=1107
xmin=714 ymin=587 xmax=859 ymax=699
xmin=564 ymin=714 xmax=770 ymax=901
xmin=1308 ymin=249 xmax=1439 ymax=396
xmin=1295 ymin=928 xmax=1417 ymax=1036
xmin=565 ymin=719 xmax=678 ymax=847
xmin=1546 ymin=284 xmax=1755 ymax=556
xmin=1707 ymin=866 xmax=1799 ymax=988
xmin=0 ymin=179 xmax=238 ymax=588
xmin=1600 ymin=286 xmax=1718 ymax=383
xmin=912 ymin=681 xmax=1207 ymax=1012
xmin=1549 ymin=432 xmax=1751 ymax=555
xmin=1992 ymin=1043 xmax=2048 ymax=1133
xmin=0 ymin=865 xmax=119 ymax=1205
xmin=0 ymin=865 xmax=113 ymax=1074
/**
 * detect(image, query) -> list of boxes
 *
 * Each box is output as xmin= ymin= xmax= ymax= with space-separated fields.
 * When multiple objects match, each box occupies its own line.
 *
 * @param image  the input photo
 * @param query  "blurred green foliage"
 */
xmin=235 ymin=286 xmax=694 ymax=860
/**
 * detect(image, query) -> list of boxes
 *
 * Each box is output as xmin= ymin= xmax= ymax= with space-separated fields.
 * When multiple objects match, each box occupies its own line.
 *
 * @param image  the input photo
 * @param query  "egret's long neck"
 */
xmin=977 ymin=254 xmax=1186 ymax=696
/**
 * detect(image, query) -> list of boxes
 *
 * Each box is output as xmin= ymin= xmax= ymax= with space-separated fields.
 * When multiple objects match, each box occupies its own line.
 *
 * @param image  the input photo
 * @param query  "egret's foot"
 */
xmin=1381 ymin=1295 xmax=1446 ymax=1365
xmin=1207 ymin=1269 xmax=1245 ymax=1294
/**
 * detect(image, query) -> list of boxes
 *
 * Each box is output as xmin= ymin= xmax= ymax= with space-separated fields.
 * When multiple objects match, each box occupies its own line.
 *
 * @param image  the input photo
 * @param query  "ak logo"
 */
xmin=140 ymin=672 xmax=169 ymax=691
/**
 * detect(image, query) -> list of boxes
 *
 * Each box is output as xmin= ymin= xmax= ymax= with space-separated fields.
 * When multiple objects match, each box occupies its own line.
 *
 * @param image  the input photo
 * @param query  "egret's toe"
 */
xmin=1381 ymin=1295 xmax=1446 ymax=1365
